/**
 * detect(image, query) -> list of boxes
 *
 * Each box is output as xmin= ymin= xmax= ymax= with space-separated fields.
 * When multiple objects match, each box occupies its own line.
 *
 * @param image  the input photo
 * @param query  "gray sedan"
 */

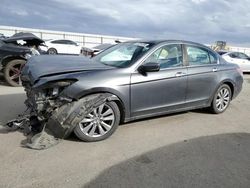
xmin=21 ymin=40 xmax=243 ymax=142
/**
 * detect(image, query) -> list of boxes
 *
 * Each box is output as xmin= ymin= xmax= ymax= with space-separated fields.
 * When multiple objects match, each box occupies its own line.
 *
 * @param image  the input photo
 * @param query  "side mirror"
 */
xmin=138 ymin=62 xmax=160 ymax=73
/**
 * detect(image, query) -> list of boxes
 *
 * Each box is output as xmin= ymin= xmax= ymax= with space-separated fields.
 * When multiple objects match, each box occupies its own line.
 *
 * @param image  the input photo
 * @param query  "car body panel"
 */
xmin=3 ymin=32 xmax=44 ymax=44
xmin=186 ymin=64 xmax=219 ymax=107
xmin=130 ymin=67 xmax=187 ymax=117
xmin=21 ymin=55 xmax=113 ymax=84
xmin=0 ymin=41 xmax=29 ymax=72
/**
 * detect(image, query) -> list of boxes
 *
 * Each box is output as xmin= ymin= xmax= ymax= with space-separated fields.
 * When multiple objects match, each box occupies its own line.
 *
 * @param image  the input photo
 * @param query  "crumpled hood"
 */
xmin=21 ymin=55 xmax=113 ymax=83
xmin=3 ymin=32 xmax=44 ymax=44
xmin=0 ymin=40 xmax=30 ymax=52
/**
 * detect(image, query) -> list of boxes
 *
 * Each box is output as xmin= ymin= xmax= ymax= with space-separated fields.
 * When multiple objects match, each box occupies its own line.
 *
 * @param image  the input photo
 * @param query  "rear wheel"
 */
xmin=210 ymin=84 xmax=231 ymax=114
xmin=4 ymin=59 xmax=26 ymax=87
xmin=74 ymin=101 xmax=120 ymax=142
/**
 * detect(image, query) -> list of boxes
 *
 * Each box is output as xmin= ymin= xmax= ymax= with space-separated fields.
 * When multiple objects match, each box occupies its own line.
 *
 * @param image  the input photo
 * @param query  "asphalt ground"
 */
xmin=0 ymin=74 xmax=250 ymax=188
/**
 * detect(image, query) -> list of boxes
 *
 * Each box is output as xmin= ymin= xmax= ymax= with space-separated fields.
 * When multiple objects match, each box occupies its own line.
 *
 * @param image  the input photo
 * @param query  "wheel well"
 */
xmin=223 ymin=81 xmax=234 ymax=99
xmin=1 ymin=56 xmax=25 ymax=67
xmin=48 ymin=48 xmax=57 ymax=51
xmin=80 ymin=92 xmax=126 ymax=124
xmin=112 ymin=99 xmax=125 ymax=124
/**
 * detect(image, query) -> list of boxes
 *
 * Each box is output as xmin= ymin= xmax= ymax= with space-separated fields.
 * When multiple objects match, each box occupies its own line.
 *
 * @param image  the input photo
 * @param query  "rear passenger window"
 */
xmin=187 ymin=46 xmax=210 ymax=65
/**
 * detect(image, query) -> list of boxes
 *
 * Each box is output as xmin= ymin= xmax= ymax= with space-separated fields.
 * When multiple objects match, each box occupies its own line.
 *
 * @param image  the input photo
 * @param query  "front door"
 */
xmin=130 ymin=44 xmax=187 ymax=118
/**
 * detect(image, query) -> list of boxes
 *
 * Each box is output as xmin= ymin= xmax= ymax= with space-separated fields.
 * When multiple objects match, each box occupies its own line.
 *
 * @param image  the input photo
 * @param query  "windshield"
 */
xmin=92 ymin=42 xmax=155 ymax=68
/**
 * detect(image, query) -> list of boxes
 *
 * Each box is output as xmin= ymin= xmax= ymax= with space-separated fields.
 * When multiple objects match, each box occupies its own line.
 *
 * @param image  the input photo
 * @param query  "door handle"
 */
xmin=212 ymin=68 xmax=218 ymax=72
xmin=175 ymin=72 xmax=186 ymax=77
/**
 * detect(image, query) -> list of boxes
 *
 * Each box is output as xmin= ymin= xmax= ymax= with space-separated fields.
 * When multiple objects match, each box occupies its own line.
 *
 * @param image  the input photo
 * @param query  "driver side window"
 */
xmin=144 ymin=44 xmax=183 ymax=69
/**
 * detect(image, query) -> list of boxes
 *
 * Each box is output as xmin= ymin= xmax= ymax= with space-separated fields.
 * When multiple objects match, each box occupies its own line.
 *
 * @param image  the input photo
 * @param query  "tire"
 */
xmin=210 ymin=84 xmax=232 ymax=114
xmin=48 ymin=48 xmax=57 ymax=55
xmin=74 ymin=101 xmax=120 ymax=142
xmin=4 ymin=59 xmax=26 ymax=87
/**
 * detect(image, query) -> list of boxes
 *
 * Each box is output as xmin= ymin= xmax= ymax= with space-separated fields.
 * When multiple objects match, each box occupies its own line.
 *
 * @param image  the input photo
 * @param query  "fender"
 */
xmin=208 ymin=79 xmax=235 ymax=104
xmin=1 ymin=55 xmax=26 ymax=66
xmin=75 ymin=90 xmax=127 ymax=123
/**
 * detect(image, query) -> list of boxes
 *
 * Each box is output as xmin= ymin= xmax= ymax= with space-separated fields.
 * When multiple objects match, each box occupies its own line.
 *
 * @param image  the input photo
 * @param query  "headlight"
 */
xmin=48 ymin=80 xmax=76 ymax=88
xmin=42 ymin=80 xmax=77 ymax=97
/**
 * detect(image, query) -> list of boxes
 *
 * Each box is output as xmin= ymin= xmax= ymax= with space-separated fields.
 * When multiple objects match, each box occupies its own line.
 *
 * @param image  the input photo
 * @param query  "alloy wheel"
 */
xmin=215 ymin=87 xmax=230 ymax=112
xmin=79 ymin=103 xmax=115 ymax=138
xmin=8 ymin=63 xmax=24 ymax=85
xmin=4 ymin=59 xmax=26 ymax=87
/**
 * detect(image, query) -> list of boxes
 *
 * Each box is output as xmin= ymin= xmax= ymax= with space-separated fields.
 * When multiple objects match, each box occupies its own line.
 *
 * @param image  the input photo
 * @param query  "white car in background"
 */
xmin=221 ymin=51 xmax=250 ymax=72
xmin=41 ymin=39 xmax=82 ymax=55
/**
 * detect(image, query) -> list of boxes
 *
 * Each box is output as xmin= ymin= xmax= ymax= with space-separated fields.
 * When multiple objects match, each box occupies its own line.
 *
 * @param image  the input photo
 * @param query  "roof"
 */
xmin=125 ymin=39 xmax=209 ymax=48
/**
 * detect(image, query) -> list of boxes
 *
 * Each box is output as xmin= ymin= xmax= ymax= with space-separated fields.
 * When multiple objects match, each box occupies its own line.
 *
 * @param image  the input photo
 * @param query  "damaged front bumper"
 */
xmin=23 ymin=81 xmax=74 ymax=122
xmin=8 ymin=81 xmax=113 ymax=149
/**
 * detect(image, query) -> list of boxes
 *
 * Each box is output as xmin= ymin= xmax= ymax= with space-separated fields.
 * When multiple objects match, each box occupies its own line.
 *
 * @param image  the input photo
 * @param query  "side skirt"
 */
xmin=124 ymin=103 xmax=210 ymax=123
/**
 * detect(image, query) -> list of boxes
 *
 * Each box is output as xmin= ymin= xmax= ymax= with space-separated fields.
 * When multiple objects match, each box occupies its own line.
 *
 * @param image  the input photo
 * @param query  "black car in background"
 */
xmin=0 ymin=32 xmax=45 ymax=86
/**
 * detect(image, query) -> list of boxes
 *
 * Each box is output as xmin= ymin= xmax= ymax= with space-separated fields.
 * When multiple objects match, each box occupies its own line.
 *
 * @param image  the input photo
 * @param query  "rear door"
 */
xmin=130 ymin=43 xmax=188 ymax=118
xmin=61 ymin=40 xmax=73 ymax=54
xmin=185 ymin=44 xmax=219 ymax=107
xmin=65 ymin=40 xmax=80 ymax=54
xmin=50 ymin=40 xmax=66 ymax=54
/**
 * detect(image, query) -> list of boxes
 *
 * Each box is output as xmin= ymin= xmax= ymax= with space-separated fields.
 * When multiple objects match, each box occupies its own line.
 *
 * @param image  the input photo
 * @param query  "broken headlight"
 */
xmin=44 ymin=80 xmax=77 ymax=97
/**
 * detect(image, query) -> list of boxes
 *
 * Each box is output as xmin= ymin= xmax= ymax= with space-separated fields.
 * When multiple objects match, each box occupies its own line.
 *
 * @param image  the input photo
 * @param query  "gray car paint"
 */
xmin=21 ymin=40 xmax=243 ymax=123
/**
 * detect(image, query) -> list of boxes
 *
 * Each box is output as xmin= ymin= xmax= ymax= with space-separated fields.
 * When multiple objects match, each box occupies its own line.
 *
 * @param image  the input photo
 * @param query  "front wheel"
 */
xmin=48 ymin=48 xmax=57 ymax=55
xmin=210 ymin=84 xmax=232 ymax=114
xmin=4 ymin=59 xmax=26 ymax=87
xmin=74 ymin=101 xmax=120 ymax=142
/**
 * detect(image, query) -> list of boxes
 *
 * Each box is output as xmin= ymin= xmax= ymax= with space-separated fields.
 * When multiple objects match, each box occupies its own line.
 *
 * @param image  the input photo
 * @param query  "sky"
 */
xmin=0 ymin=0 xmax=250 ymax=46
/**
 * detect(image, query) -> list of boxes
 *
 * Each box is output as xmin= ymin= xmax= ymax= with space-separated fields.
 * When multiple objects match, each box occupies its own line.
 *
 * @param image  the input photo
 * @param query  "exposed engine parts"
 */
xmin=5 ymin=93 xmax=114 ymax=150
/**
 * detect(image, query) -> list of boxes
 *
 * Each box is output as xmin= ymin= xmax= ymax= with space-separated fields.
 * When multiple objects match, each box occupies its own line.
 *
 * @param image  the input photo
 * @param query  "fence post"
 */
xmin=82 ymin=35 xmax=85 ymax=47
